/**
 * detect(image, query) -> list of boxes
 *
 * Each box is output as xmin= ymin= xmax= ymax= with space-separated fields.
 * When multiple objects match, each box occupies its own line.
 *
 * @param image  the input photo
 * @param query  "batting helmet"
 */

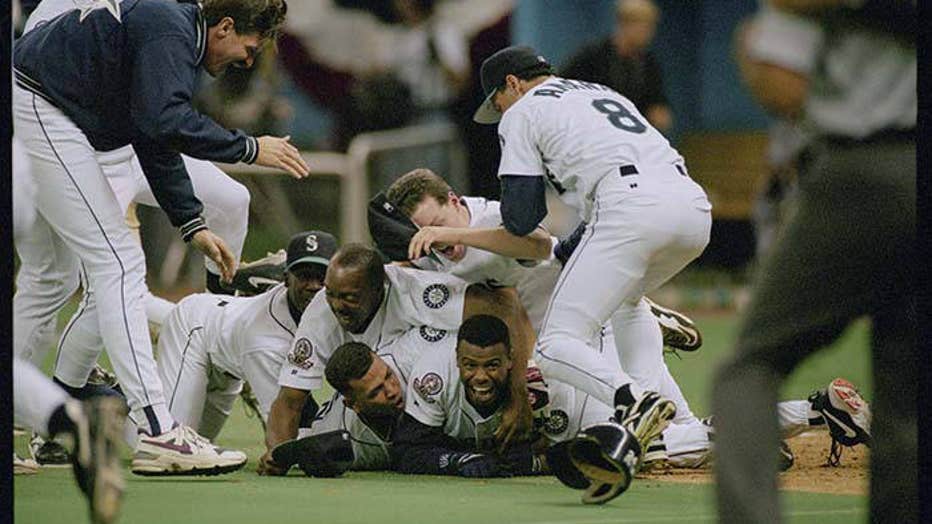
xmin=569 ymin=421 xmax=641 ymax=504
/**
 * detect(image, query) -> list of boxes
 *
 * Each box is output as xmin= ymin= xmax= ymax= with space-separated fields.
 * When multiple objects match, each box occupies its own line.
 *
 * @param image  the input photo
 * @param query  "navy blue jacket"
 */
xmin=14 ymin=0 xmax=258 ymax=232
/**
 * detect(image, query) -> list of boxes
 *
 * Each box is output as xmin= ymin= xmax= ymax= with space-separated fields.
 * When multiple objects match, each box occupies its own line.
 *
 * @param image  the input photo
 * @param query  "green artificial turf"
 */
xmin=15 ymin=311 xmax=872 ymax=524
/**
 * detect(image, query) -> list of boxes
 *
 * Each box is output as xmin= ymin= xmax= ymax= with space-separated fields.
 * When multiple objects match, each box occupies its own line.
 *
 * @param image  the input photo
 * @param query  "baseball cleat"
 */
xmin=808 ymin=378 xmax=871 ymax=448
xmin=615 ymin=391 xmax=677 ymax=453
xmin=30 ymin=433 xmax=72 ymax=467
xmin=231 ymin=249 xmax=286 ymax=296
xmin=67 ymin=397 xmax=126 ymax=524
xmin=14 ymin=453 xmax=40 ymax=475
xmin=778 ymin=441 xmax=794 ymax=472
xmin=132 ymin=425 xmax=247 ymax=476
xmin=644 ymin=297 xmax=703 ymax=352
xmin=640 ymin=436 xmax=669 ymax=471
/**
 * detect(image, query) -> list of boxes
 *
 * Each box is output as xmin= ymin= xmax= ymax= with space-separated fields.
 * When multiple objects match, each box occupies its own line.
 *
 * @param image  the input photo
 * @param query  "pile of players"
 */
xmin=11 ymin=1 xmax=872 ymax=523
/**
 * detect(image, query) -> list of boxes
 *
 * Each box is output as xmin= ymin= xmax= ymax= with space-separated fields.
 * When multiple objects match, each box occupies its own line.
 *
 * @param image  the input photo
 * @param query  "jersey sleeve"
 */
xmin=403 ymin=351 xmax=449 ymax=428
xmin=277 ymin=297 xmax=338 ymax=391
xmin=496 ymin=108 xmax=545 ymax=178
xmin=389 ymin=267 xmax=468 ymax=331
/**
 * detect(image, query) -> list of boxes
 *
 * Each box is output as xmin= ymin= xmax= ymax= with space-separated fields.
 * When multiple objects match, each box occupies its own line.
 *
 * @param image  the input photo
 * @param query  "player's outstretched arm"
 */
xmin=391 ymin=414 xmax=513 ymax=478
xmin=254 ymin=135 xmax=310 ymax=179
xmin=408 ymin=226 xmax=552 ymax=261
xmin=259 ymin=386 xmax=310 ymax=475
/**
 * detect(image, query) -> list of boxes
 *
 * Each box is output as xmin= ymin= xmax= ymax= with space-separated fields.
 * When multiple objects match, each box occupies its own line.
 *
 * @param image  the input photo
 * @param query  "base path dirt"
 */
xmin=640 ymin=432 xmax=869 ymax=496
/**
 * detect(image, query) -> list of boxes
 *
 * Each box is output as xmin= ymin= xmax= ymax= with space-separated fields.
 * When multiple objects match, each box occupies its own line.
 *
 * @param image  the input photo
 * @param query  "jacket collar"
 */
xmin=194 ymin=3 xmax=207 ymax=67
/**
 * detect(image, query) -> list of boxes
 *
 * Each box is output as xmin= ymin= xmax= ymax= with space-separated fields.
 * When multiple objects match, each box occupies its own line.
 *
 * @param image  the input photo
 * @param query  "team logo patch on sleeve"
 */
xmin=287 ymin=338 xmax=314 ymax=369
xmin=419 ymin=326 xmax=447 ymax=342
xmin=542 ymin=409 xmax=569 ymax=435
xmin=422 ymin=284 xmax=451 ymax=309
xmin=413 ymin=372 xmax=443 ymax=403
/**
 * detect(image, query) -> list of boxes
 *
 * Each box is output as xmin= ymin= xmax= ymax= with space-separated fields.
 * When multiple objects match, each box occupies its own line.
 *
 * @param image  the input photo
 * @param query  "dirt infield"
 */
xmin=641 ymin=432 xmax=869 ymax=496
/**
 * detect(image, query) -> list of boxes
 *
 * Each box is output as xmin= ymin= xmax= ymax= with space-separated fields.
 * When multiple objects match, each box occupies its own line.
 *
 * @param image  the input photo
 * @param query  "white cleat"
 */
xmin=131 ymin=425 xmax=247 ymax=477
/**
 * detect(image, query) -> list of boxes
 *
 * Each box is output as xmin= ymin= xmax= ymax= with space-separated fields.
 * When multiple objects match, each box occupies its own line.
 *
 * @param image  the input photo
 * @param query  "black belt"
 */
xmin=618 ymin=164 xmax=689 ymax=177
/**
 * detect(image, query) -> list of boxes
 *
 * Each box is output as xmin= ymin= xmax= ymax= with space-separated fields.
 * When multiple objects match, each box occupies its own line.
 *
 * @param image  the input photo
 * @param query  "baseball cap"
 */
xmin=473 ymin=45 xmax=553 ymax=124
xmin=286 ymin=231 xmax=338 ymax=272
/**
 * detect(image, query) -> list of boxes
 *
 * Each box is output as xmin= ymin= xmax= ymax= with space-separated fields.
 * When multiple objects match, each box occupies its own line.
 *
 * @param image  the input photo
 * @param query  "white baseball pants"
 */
xmin=536 ymin=164 xmax=712 ymax=408
xmin=14 ymin=85 xmax=173 ymax=435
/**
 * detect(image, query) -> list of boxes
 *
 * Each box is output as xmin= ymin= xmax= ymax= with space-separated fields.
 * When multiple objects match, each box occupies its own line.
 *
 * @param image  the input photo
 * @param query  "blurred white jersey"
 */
xmin=279 ymin=266 xmax=469 ymax=391
xmin=497 ymin=76 xmax=683 ymax=220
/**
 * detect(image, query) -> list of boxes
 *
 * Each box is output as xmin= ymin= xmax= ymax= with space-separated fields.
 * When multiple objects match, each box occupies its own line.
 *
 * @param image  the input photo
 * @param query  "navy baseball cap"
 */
xmin=473 ymin=45 xmax=553 ymax=124
xmin=286 ymin=231 xmax=338 ymax=271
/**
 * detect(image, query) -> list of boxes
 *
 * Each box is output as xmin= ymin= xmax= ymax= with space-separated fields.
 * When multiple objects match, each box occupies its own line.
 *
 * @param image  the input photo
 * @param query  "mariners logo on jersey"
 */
xmin=413 ymin=372 xmax=443 ymax=403
xmin=422 ymin=284 xmax=451 ymax=309
xmin=288 ymin=338 xmax=314 ymax=370
xmin=419 ymin=326 xmax=447 ymax=343
xmin=541 ymin=409 xmax=569 ymax=435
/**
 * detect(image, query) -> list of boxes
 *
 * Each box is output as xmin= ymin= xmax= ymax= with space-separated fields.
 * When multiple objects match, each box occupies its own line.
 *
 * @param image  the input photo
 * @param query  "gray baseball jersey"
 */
xmin=300 ymin=326 xmax=453 ymax=470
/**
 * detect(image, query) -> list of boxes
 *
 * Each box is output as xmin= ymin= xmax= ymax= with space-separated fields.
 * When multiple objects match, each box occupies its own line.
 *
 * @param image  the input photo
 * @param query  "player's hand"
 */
xmin=189 ymin=229 xmax=237 ymax=283
xmin=408 ymin=226 xmax=460 ymax=260
xmin=257 ymin=450 xmax=288 ymax=476
xmin=255 ymin=135 xmax=310 ymax=179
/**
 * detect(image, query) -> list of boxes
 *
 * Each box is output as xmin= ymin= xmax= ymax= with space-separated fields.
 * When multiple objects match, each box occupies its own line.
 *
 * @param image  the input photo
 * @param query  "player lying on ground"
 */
xmin=392 ymin=315 xmax=871 ymax=491
xmin=143 ymin=232 xmax=335 ymax=458
xmin=259 ymin=244 xmax=533 ymax=475
xmin=271 ymin=315 xmax=870 ymax=487
xmin=271 ymin=340 xmax=413 ymax=475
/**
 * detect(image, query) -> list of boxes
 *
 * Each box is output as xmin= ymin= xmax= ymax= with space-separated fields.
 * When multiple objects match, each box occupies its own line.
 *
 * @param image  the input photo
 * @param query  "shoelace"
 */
xmin=177 ymin=426 xmax=216 ymax=452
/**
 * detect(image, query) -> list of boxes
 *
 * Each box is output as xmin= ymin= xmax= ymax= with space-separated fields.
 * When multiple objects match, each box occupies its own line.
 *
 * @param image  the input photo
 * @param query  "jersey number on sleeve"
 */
xmin=591 ymin=99 xmax=647 ymax=134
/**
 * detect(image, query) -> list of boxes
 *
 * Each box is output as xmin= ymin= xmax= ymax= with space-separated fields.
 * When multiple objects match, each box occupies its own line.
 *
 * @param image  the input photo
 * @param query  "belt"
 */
xmin=617 ymin=164 xmax=689 ymax=177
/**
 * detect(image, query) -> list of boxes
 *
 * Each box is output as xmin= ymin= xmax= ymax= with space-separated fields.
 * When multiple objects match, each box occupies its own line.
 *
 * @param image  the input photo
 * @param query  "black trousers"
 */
xmin=712 ymin=137 xmax=916 ymax=523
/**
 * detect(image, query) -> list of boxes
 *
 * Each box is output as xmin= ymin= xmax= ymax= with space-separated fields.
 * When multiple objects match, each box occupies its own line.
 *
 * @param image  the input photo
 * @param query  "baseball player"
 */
xmin=149 ymin=232 xmax=335 ymax=457
xmin=13 ymin=0 xmax=306 ymax=475
xmin=289 ymin=334 xmax=430 ymax=473
xmin=469 ymin=46 xmax=713 ymax=464
xmin=379 ymin=168 xmax=703 ymax=428
xmin=14 ymin=358 xmax=125 ymax=523
xmin=398 ymin=316 xmax=871 ymax=482
xmin=13 ymin=0 xmax=261 ymax=406
xmin=259 ymin=244 xmax=529 ymax=474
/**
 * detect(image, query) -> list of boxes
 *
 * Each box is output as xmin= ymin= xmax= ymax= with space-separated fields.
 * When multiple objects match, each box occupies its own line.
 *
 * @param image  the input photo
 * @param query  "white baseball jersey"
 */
xmin=158 ymin=284 xmax=298 ymax=421
xmin=279 ymin=266 xmax=470 ymax=391
xmin=302 ymin=330 xmax=450 ymax=470
xmin=417 ymin=196 xmax=561 ymax=331
xmin=405 ymin=343 xmax=614 ymax=450
xmin=497 ymin=76 xmax=683 ymax=220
